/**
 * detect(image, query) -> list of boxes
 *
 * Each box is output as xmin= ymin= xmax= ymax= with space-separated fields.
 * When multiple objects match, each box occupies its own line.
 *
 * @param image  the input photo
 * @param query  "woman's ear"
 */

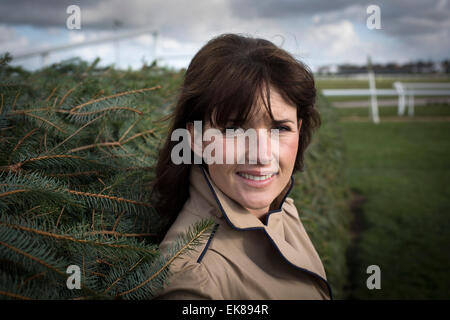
xmin=298 ymin=119 xmax=303 ymax=132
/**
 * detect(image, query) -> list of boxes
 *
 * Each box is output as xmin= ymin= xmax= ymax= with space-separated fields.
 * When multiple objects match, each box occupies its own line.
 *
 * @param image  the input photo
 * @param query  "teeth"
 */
xmin=237 ymin=172 xmax=275 ymax=181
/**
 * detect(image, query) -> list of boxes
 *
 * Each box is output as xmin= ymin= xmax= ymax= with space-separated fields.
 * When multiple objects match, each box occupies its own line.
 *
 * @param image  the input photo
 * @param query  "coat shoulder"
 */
xmin=156 ymin=257 xmax=223 ymax=299
xmin=282 ymin=196 xmax=300 ymax=220
xmin=156 ymin=221 xmax=224 ymax=300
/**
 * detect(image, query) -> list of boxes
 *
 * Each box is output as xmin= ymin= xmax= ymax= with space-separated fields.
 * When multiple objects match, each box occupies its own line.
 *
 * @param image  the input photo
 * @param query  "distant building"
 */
xmin=316 ymin=64 xmax=338 ymax=75
xmin=316 ymin=59 xmax=449 ymax=75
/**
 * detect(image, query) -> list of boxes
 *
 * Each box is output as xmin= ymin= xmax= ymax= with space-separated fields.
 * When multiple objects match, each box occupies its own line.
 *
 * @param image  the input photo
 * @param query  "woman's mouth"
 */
xmin=235 ymin=171 xmax=278 ymax=187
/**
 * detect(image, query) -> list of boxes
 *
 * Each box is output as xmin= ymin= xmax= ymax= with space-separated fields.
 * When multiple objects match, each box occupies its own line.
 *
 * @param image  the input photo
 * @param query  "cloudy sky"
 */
xmin=1 ymin=0 xmax=449 ymax=71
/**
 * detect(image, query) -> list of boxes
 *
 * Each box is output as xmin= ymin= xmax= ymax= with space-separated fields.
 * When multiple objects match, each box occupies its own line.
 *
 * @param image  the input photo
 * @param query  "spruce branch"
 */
xmin=0 ymin=57 xmax=196 ymax=300
xmin=45 ymin=87 xmax=58 ymax=103
xmin=19 ymin=112 xmax=66 ymax=133
xmin=2 ymin=155 xmax=96 ymax=173
xmin=0 ymin=217 xmax=158 ymax=256
xmin=9 ymin=128 xmax=39 ymax=164
xmin=69 ymin=86 xmax=161 ymax=114
xmin=47 ymin=113 xmax=105 ymax=154
xmin=0 ymin=290 xmax=33 ymax=300
xmin=0 ymin=236 xmax=103 ymax=299
xmin=119 ymin=117 xmax=141 ymax=143
xmin=58 ymin=85 xmax=79 ymax=106
xmin=66 ymin=128 xmax=156 ymax=154
xmin=117 ymin=218 xmax=215 ymax=299
xmin=66 ymin=189 xmax=152 ymax=209
xmin=73 ymin=106 xmax=143 ymax=117
xmin=0 ymin=240 xmax=65 ymax=278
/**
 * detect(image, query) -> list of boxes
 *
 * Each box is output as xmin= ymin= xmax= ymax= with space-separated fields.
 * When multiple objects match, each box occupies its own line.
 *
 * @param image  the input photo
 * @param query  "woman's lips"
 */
xmin=235 ymin=171 xmax=278 ymax=188
xmin=237 ymin=170 xmax=278 ymax=176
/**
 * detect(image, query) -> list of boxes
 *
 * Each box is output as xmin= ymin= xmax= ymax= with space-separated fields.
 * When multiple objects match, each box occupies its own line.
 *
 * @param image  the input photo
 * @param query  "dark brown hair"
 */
xmin=151 ymin=33 xmax=320 ymax=231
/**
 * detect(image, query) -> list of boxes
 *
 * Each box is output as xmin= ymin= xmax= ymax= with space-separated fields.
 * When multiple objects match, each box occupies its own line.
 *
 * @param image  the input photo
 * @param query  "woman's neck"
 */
xmin=247 ymin=206 xmax=270 ymax=221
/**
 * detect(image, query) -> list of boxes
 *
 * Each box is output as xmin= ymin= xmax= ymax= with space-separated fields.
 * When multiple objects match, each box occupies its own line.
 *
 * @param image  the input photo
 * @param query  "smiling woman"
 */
xmin=198 ymin=86 xmax=302 ymax=221
xmin=151 ymin=33 xmax=331 ymax=300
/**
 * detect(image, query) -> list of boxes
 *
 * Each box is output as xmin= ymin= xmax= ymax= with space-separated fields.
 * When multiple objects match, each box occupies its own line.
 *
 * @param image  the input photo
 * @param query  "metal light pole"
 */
xmin=12 ymin=26 xmax=160 ymax=68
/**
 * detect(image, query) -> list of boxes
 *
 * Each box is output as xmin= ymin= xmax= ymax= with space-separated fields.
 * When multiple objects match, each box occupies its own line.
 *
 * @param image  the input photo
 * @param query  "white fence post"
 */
xmin=394 ymin=81 xmax=406 ymax=116
xmin=368 ymin=70 xmax=380 ymax=124
xmin=394 ymin=82 xmax=450 ymax=117
xmin=323 ymin=82 xmax=450 ymax=119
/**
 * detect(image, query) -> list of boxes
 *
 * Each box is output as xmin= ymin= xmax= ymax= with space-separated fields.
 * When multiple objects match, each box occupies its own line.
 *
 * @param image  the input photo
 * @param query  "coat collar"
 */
xmin=188 ymin=164 xmax=333 ymax=298
xmin=189 ymin=164 xmax=294 ymax=230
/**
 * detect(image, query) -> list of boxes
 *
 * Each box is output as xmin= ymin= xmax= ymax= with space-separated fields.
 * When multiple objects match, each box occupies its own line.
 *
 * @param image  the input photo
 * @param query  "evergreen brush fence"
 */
xmin=0 ymin=54 xmax=351 ymax=299
xmin=292 ymin=94 xmax=352 ymax=299
xmin=0 ymin=54 xmax=215 ymax=299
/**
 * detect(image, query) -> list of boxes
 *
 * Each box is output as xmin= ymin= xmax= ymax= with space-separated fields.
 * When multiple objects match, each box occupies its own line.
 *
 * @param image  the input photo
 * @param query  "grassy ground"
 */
xmin=338 ymin=107 xmax=450 ymax=299
xmin=316 ymin=77 xmax=450 ymax=90
xmin=316 ymin=77 xmax=450 ymax=104
xmin=337 ymin=105 xmax=450 ymax=118
xmin=323 ymin=95 xmax=450 ymax=103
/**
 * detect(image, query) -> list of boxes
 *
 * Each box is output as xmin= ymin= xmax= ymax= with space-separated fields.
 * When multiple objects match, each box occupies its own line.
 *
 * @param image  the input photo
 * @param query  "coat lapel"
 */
xmin=192 ymin=166 xmax=321 ymax=271
xmin=189 ymin=164 xmax=332 ymax=298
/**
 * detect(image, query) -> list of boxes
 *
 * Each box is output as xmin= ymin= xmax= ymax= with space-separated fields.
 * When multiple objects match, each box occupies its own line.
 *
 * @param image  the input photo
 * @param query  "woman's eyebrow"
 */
xmin=272 ymin=119 xmax=295 ymax=125
xmin=226 ymin=118 xmax=295 ymax=125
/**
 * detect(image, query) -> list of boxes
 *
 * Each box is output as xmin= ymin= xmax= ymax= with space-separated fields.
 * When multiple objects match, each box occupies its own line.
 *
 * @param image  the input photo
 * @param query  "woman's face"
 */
xmin=198 ymin=86 xmax=301 ymax=219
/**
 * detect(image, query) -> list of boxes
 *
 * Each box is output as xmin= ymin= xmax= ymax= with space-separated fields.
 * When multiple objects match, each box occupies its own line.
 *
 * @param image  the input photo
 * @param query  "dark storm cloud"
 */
xmin=0 ymin=0 xmax=234 ymax=42
xmin=0 ymin=0 xmax=101 ymax=27
xmin=0 ymin=0 xmax=222 ymax=42
xmin=228 ymin=0 xmax=450 ymax=38
xmin=227 ymin=0 xmax=361 ymax=19
xmin=0 ymin=0 xmax=449 ymax=40
xmin=374 ymin=0 xmax=449 ymax=37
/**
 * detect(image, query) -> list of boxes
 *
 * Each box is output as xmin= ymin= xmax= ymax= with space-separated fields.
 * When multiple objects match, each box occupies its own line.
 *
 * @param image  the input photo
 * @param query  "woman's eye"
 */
xmin=275 ymin=125 xmax=291 ymax=132
xmin=221 ymin=126 xmax=291 ymax=133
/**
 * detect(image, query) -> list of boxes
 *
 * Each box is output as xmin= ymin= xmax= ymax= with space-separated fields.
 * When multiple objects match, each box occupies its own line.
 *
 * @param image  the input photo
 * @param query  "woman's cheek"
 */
xmin=224 ymin=137 xmax=236 ymax=164
xmin=222 ymin=136 xmax=247 ymax=164
xmin=280 ymin=135 xmax=299 ymax=168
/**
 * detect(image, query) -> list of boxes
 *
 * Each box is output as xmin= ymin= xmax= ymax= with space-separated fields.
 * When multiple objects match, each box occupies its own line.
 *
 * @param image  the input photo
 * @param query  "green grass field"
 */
xmin=336 ymin=105 xmax=450 ymax=118
xmin=316 ymin=77 xmax=450 ymax=106
xmin=338 ymin=111 xmax=450 ymax=299
xmin=314 ymin=76 xmax=450 ymax=299
xmin=316 ymin=77 xmax=450 ymax=90
xmin=321 ymin=95 xmax=450 ymax=103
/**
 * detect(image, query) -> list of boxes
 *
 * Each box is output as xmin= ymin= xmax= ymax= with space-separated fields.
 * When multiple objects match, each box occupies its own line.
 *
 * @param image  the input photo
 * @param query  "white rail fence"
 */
xmin=393 ymin=82 xmax=450 ymax=117
xmin=10 ymin=27 xmax=161 ymax=67
xmin=322 ymin=82 xmax=450 ymax=123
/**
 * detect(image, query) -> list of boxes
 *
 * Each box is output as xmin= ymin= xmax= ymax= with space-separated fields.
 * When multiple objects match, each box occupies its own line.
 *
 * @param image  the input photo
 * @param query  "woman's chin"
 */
xmin=231 ymin=185 xmax=274 ymax=210
xmin=236 ymin=197 xmax=273 ymax=213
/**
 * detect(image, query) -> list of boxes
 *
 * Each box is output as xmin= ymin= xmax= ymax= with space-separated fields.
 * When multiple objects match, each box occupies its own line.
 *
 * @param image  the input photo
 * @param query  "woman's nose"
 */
xmin=249 ymin=129 xmax=274 ymax=165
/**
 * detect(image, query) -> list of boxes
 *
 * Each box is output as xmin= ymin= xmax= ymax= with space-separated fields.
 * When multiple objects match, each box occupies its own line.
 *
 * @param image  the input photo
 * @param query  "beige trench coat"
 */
xmin=156 ymin=164 xmax=332 ymax=300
